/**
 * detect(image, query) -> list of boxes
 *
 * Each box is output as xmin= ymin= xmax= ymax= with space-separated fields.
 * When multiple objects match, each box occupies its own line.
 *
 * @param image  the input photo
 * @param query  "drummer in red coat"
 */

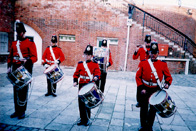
xmin=133 ymin=34 xmax=151 ymax=107
xmin=73 ymin=44 xmax=101 ymax=126
xmin=135 ymin=42 xmax=172 ymax=131
xmin=97 ymin=39 xmax=113 ymax=93
xmin=133 ymin=34 xmax=151 ymax=61
xmin=7 ymin=20 xmax=38 ymax=119
xmin=42 ymin=34 xmax=65 ymax=97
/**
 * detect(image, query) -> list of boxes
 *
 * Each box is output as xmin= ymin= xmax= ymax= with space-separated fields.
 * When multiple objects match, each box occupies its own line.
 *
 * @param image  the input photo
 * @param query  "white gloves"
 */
xmin=55 ymin=60 xmax=59 ymax=64
xmin=44 ymin=64 xmax=50 ymax=68
xmin=7 ymin=67 xmax=11 ymax=73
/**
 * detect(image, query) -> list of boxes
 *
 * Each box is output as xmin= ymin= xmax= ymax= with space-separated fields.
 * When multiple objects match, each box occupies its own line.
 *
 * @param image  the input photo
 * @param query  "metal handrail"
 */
xmin=128 ymin=4 xmax=196 ymax=58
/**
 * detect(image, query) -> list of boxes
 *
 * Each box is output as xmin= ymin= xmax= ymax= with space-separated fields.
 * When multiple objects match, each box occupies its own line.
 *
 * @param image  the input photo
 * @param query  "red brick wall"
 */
xmin=3 ymin=0 xmax=195 ymax=74
xmin=14 ymin=0 xmax=128 ymax=70
xmin=137 ymin=5 xmax=196 ymax=44
xmin=0 ymin=0 xmax=15 ymax=55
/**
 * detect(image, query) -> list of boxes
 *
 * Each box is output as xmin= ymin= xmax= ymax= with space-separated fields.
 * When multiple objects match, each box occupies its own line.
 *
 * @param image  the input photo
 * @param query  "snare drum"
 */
xmin=44 ymin=64 xmax=64 ymax=84
xmin=149 ymin=90 xmax=177 ymax=118
xmin=78 ymin=82 xmax=104 ymax=109
xmin=7 ymin=65 xmax=32 ymax=89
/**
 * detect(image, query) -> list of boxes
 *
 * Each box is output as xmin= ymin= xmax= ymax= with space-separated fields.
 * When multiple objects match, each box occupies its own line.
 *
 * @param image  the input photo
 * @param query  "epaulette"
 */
xmin=29 ymin=39 xmax=34 ymax=42
xmin=78 ymin=61 xmax=83 ymax=64
xmin=93 ymin=61 xmax=98 ymax=64
xmin=58 ymin=47 xmax=61 ymax=49
xmin=47 ymin=46 xmax=50 ymax=48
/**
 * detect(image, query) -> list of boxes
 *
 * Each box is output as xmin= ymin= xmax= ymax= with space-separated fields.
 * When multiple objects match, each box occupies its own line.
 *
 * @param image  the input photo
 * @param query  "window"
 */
xmin=26 ymin=36 xmax=34 ymax=42
xmin=59 ymin=35 xmax=75 ymax=42
xmin=0 ymin=32 xmax=8 ymax=54
xmin=97 ymin=37 xmax=118 ymax=47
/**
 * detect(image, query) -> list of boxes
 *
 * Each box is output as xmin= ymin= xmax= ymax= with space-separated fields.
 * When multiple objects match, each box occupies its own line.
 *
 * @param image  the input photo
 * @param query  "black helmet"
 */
xmin=102 ymin=39 xmax=107 ymax=47
xmin=16 ymin=21 xmax=26 ymax=33
xmin=144 ymin=35 xmax=151 ymax=43
xmin=84 ymin=44 xmax=93 ymax=55
xmin=51 ymin=34 xmax=57 ymax=43
xmin=150 ymin=42 xmax=159 ymax=54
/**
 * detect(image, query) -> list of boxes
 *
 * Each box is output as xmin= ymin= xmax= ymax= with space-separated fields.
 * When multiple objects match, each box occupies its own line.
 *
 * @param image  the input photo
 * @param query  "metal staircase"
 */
xmin=129 ymin=4 xmax=196 ymax=60
xmin=100 ymin=0 xmax=196 ymax=74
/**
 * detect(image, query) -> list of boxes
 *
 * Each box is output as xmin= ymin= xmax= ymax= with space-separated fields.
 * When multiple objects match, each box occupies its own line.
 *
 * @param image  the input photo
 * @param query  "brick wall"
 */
xmin=14 ymin=0 xmax=129 ymax=71
xmin=2 ymin=0 xmax=196 ymax=74
xmin=0 ymin=0 xmax=15 ymax=62
xmin=137 ymin=5 xmax=196 ymax=44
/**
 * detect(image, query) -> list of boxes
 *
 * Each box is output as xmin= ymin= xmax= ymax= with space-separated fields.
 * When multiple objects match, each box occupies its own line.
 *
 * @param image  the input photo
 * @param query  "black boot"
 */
xmin=10 ymin=112 xmax=18 ymax=118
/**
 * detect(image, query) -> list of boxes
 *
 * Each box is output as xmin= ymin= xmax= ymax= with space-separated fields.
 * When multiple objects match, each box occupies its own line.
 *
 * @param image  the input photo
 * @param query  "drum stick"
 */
xmin=155 ymin=82 xmax=165 ymax=97
xmin=155 ymin=89 xmax=162 ymax=97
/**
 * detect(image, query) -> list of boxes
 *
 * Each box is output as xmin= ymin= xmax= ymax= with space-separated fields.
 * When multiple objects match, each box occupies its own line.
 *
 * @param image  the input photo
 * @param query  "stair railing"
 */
xmin=128 ymin=4 xmax=196 ymax=58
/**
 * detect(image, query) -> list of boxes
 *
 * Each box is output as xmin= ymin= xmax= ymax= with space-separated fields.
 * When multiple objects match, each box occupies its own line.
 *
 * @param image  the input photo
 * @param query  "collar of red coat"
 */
xmin=52 ymin=45 xmax=57 ymax=47
xmin=86 ymin=60 xmax=91 ymax=63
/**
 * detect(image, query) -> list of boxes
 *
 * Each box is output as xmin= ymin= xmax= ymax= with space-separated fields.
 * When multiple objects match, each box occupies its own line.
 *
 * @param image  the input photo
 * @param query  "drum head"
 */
xmin=79 ymin=83 xmax=95 ymax=95
xmin=149 ymin=90 xmax=167 ymax=105
xmin=44 ymin=64 xmax=56 ymax=74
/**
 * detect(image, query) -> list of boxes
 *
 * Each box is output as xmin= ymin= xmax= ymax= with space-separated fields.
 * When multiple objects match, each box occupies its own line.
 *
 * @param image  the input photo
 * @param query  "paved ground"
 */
xmin=0 ymin=63 xmax=196 ymax=131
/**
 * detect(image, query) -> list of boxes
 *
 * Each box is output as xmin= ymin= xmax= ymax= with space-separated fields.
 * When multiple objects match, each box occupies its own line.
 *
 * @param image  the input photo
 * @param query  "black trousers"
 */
xmin=78 ymin=83 xmax=91 ymax=123
xmin=139 ymin=86 xmax=159 ymax=128
xmin=46 ymin=78 xmax=57 ymax=94
xmin=12 ymin=63 xmax=33 ymax=115
xmin=96 ymin=71 xmax=107 ymax=93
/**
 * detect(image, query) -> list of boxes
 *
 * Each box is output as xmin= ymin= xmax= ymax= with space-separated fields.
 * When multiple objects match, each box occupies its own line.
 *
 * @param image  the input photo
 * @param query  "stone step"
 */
xmin=135 ymin=23 xmax=142 ymax=27
xmin=168 ymin=42 xmax=174 ymax=46
xmin=154 ymin=34 xmax=160 ymax=37
xmin=144 ymin=28 xmax=151 ymax=32
xmin=131 ymin=21 xmax=137 ymax=24
xmin=173 ymin=45 xmax=178 ymax=48
xmin=160 ymin=37 xmax=165 ymax=40
xmin=150 ymin=32 xmax=156 ymax=35
xmin=164 ymin=39 xmax=170 ymax=43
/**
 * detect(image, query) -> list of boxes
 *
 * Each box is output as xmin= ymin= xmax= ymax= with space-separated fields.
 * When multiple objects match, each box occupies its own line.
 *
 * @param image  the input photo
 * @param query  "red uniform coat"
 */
xmin=73 ymin=60 xmax=101 ymax=84
xmin=7 ymin=38 xmax=37 ymax=66
xmin=42 ymin=45 xmax=65 ymax=65
xmin=108 ymin=51 xmax=113 ymax=66
xmin=132 ymin=47 xmax=150 ymax=61
xmin=136 ymin=59 xmax=172 ymax=88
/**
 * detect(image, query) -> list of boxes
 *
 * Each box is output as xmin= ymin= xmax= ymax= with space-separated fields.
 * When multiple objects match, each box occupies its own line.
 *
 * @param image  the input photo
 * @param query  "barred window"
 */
xmin=59 ymin=35 xmax=75 ymax=42
xmin=97 ymin=37 xmax=118 ymax=47
xmin=0 ymin=32 xmax=8 ymax=54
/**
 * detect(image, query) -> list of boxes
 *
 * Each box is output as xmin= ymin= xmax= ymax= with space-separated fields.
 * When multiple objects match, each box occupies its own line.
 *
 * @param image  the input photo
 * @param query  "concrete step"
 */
xmin=169 ymin=42 xmax=174 ymax=46
xmin=173 ymin=45 xmax=178 ymax=48
xmin=154 ymin=34 xmax=160 ymax=37
xmin=135 ymin=23 xmax=142 ymax=27
xmin=160 ymin=37 xmax=165 ymax=40
xmin=150 ymin=32 xmax=156 ymax=35
xmin=144 ymin=28 xmax=151 ymax=32
xmin=185 ymin=52 xmax=190 ymax=56
xmin=131 ymin=21 xmax=137 ymax=24
xmin=164 ymin=39 xmax=170 ymax=43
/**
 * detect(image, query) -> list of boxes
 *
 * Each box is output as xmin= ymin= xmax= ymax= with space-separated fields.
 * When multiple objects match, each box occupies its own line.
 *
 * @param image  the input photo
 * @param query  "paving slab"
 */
xmin=0 ymin=64 xmax=196 ymax=131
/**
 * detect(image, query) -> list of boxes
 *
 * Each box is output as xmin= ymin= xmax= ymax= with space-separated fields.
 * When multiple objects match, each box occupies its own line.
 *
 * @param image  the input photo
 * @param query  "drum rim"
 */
xmin=78 ymin=82 xmax=96 ymax=96
xmin=7 ymin=65 xmax=32 ymax=88
xmin=149 ymin=90 xmax=168 ymax=105
xmin=44 ymin=64 xmax=58 ymax=74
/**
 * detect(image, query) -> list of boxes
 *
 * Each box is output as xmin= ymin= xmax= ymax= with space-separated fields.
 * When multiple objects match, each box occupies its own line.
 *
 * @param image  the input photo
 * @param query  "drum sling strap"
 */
xmin=83 ymin=61 xmax=93 ymax=81
xmin=16 ymin=40 xmax=24 ymax=60
xmin=49 ymin=46 xmax=57 ymax=63
xmin=148 ymin=59 xmax=164 ymax=89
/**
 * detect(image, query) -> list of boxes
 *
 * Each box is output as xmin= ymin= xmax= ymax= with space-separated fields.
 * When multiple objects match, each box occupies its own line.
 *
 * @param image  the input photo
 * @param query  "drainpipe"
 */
xmin=124 ymin=18 xmax=132 ymax=71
